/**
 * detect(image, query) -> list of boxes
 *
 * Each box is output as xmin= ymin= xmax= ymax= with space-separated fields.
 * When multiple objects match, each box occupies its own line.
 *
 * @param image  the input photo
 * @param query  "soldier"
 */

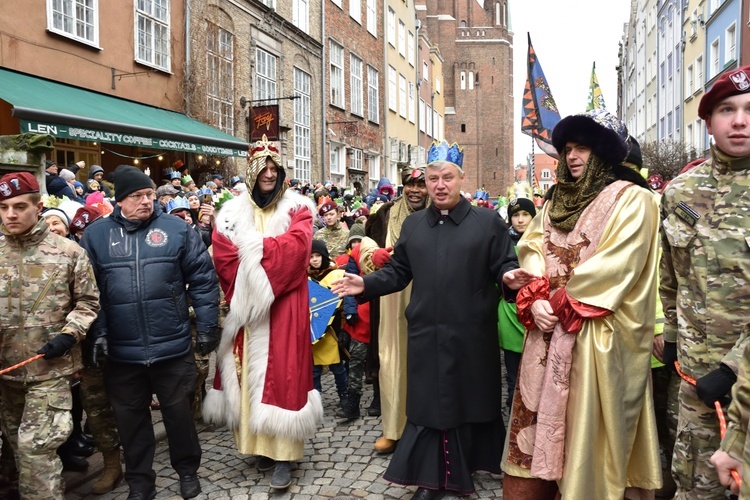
xmin=0 ymin=171 xmax=100 ymax=499
xmin=313 ymin=198 xmax=350 ymax=259
xmin=660 ymin=65 xmax=750 ymax=497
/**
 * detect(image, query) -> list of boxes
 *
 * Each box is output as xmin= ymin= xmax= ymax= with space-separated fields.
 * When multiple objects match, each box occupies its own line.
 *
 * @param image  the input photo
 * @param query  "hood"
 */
xmin=88 ymin=165 xmax=104 ymax=179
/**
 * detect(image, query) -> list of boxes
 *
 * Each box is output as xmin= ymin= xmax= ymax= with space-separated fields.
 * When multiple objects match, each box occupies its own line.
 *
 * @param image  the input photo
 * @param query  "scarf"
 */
xmin=387 ymin=196 xmax=425 ymax=246
xmin=548 ymin=153 xmax=609 ymax=233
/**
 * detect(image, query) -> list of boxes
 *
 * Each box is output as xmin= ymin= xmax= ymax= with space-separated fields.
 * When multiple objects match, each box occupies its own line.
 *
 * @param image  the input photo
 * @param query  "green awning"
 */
xmin=0 ymin=68 xmax=248 ymax=157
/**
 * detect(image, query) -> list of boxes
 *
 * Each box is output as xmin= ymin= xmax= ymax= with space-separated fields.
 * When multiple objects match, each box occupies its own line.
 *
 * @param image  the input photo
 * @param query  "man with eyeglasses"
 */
xmin=80 ymin=165 xmax=219 ymax=500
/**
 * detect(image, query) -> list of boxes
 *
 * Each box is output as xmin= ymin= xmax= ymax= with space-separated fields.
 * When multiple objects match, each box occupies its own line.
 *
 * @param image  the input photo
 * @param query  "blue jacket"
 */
xmin=80 ymin=203 xmax=219 ymax=364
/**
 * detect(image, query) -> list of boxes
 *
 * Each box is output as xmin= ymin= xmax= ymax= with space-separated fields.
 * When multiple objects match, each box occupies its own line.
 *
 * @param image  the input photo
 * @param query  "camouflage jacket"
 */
xmin=659 ymin=151 xmax=750 ymax=378
xmin=721 ymin=323 xmax=750 ymax=498
xmin=0 ymin=218 xmax=100 ymax=382
xmin=313 ymin=224 xmax=350 ymax=259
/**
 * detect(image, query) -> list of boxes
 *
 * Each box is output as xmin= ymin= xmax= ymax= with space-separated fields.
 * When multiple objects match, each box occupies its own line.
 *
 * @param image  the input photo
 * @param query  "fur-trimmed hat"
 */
xmin=552 ymin=109 xmax=629 ymax=166
xmin=699 ymin=65 xmax=750 ymax=120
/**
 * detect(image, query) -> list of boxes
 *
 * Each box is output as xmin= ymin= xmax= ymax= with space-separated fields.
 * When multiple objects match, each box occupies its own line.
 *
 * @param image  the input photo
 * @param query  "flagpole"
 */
xmin=529 ymin=137 xmax=535 ymax=189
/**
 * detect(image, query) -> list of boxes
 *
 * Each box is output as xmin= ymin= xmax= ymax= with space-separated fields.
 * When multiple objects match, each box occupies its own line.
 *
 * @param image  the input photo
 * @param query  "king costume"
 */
xmin=502 ymin=110 xmax=661 ymax=499
xmin=203 ymin=136 xmax=323 ymax=465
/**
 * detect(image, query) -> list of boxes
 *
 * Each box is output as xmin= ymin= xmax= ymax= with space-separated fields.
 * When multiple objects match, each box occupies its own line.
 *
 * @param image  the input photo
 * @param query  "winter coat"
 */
xmin=80 ymin=203 xmax=219 ymax=364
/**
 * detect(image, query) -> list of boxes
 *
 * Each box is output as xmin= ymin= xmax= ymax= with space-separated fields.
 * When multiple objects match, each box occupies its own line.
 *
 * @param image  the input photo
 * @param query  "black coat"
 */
xmin=362 ymin=197 xmax=518 ymax=429
xmin=80 ymin=204 xmax=219 ymax=364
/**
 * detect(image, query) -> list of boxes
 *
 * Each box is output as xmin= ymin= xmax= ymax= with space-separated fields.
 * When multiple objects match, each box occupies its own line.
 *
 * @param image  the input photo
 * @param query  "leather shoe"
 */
xmin=126 ymin=490 xmax=156 ymax=500
xmin=411 ymin=487 xmax=446 ymax=500
xmin=373 ymin=436 xmax=397 ymax=454
xmin=179 ymin=474 xmax=201 ymax=499
xmin=270 ymin=461 xmax=292 ymax=489
xmin=257 ymin=455 xmax=275 ymax=472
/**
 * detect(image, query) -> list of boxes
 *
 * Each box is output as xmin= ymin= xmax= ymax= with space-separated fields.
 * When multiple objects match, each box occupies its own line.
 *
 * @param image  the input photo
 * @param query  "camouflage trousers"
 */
xmin=80 ymin=365 xmax=120 ymax=452
xmin=192 ymin=348 xmax=210 ymax=421
xmin=0 ymin=376 xmax=73 ymax=500
xmin=672 ymin=380 xmax=730 ymax=499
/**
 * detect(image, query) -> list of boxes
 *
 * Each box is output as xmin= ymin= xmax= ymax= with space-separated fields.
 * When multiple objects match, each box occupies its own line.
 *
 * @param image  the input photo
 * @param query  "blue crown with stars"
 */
xmin=427 ymin=140 xmax=464 ymax=168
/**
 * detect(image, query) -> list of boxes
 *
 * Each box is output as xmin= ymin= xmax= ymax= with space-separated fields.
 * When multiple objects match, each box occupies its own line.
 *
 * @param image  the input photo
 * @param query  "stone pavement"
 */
xmin=64 ymin=369 xmax=506 ymax=499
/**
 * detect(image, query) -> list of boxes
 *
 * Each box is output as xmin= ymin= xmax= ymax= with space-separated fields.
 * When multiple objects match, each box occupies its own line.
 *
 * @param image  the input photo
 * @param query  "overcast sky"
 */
xmin=509 ymin=0 xmax=632 ymax=165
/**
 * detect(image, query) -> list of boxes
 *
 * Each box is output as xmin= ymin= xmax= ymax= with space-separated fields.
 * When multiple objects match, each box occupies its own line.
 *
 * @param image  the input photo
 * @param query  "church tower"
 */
xmin=418 ymin=0 xmax=514 ymax=196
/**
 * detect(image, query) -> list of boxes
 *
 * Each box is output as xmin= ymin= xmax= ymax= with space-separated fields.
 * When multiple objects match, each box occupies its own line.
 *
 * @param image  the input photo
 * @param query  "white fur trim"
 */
xmin=203 ymin=191 xmax=322 ymax=440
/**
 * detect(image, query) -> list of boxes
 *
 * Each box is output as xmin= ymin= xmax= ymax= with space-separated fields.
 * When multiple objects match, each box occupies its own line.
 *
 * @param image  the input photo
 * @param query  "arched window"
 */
xmin=460 ymin=20 xmax=466 ymax=27
xmin=495 ymin=2 xmax=501 ymax=25
xmin=468 ymin=71 xmax=474 ymax=90
xmin=460 ymin=71 xmax=466 ymax=90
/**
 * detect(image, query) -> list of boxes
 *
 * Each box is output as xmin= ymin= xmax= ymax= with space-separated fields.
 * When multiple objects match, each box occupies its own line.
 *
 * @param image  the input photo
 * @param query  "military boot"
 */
xmin=91 ymin=448 xmax=123 ymax=494
xmin=336 ymin=391 xmax=361 ymax=420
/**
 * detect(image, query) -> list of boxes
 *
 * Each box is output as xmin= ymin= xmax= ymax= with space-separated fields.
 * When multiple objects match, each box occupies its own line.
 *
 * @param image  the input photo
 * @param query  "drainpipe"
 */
xmin=383 ymin=0 xmax=389 ymax=183
xmin=321 ymin=0 xmax=326 ymax=185
xmin=185 ymin=0 xmax=191 ymax=114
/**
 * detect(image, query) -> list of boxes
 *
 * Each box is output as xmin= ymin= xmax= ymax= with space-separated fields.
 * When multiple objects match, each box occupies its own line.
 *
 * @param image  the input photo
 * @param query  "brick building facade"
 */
xmin=420 ymin=0 xmax=514 ymax=196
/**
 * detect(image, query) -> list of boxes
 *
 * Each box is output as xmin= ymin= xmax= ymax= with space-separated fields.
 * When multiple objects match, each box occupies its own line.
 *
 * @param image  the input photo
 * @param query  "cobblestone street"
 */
xmin=65 ymin=369 xmax=506 ymax=499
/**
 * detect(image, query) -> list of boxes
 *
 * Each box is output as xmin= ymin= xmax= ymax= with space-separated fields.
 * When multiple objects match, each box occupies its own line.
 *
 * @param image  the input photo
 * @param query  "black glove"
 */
xmin=90 ymin=336 xmax=108 ymax=368
xmin=696 ymin=364 xmax=737 ymax=408
xmin=345 ymin=313 xmax=359 ymax=326
xmin=37 ymin=334 xmax=77 ymax=360
xmin=196 ymin=330 xmax=218 ymax=356
xmin=337 ymin=329 xmax=351 ymax=350
xmin=662 ymin=341 xmax=678 ymax=371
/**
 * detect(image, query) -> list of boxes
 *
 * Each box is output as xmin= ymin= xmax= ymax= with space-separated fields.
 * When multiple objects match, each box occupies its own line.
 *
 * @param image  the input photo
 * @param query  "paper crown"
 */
xmin=181 ymin=174 xmax=194 ymax=185
xmin=427 ymin=140 xmax=464 ymax=168
xmin=249 ymin=134 xmax=282 ymax=164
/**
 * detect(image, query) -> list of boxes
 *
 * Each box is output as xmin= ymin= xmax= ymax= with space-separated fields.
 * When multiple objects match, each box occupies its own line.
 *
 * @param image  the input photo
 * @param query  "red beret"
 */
xmin=698 ymin=65 xmax=750 ymax=120
xmin=0 ymin=172 xmax=40 ymax=201
xmin=318 ymin=200 xmax=338 ymax=217
xmin=71 ymin=206 xmax=102 ymax=231
xmin=353 ymin=206 xmax=370 ymax=218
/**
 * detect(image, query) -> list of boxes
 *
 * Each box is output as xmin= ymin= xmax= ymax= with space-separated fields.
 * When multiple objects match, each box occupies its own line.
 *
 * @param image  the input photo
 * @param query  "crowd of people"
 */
xmin=0 ymin=65 xmax=748 ymax=500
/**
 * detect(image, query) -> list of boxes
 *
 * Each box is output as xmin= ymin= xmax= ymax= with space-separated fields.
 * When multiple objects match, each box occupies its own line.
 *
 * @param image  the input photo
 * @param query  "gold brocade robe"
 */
xmin=503 ymin=184 xmax=662 ymax=499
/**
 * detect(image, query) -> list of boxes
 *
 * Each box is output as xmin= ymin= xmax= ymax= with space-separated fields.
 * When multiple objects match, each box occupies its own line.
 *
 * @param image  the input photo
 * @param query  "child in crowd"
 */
xmin=308 ymin=240 xmax=349 ymax=409
xmin=497 ymin=197 xmax=536 ymax=407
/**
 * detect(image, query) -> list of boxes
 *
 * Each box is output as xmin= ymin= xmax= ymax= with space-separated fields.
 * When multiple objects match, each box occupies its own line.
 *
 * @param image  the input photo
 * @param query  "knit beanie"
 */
xmin=507 ymin=197 xmax=537 ymax=221
xmin=58 ymin=169 xmax=76 ymax=182
xmin=42 ymin=208 xmax=70 ymax=229
xmin=114 ymin=165 xmax=153 ymax=201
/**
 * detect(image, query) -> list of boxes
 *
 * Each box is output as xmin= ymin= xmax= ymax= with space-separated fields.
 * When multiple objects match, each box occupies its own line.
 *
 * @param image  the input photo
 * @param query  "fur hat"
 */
xmin=114 ymin=165 xmax=153 ymax=202
xmin=552 ymin=109 xmax=629 ymax=166
xmin=507 ymin=197 xmax=536 ymax=221
xmin=699 ymin=65 xmax=750 ymax=119
xmin=0 ymin=172 xmax=39 ymax=201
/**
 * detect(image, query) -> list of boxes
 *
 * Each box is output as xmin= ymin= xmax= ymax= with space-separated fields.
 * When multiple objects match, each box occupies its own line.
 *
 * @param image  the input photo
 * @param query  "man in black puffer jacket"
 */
xmin=80 ymin=165 xmax=219 ymax=500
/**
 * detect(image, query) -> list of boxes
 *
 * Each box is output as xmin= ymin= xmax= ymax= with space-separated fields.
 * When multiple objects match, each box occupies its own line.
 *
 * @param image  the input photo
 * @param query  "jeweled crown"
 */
xmin=427 ymin=140 xmax=464 ymax=168
xmin=249 ymin=134 xmax=282 ymax=163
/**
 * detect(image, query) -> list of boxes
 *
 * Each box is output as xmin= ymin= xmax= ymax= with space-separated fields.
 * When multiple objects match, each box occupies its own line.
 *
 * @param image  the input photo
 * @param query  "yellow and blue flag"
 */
xmin=521 ymin=33 xmax=561 ymax=158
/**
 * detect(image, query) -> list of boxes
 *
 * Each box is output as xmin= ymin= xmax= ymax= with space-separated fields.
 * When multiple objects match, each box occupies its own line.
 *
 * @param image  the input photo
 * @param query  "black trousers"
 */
xmin=104 ymin=353 xmax=200 ymax=494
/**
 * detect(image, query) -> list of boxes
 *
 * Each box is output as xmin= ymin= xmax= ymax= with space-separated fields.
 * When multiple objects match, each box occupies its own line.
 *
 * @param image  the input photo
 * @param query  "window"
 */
xmin=294 ymin=68 xmax=311 ymax=183
xmin=423 ymin=61 xmax=429 ymax=81
xmin=460 ymin=71 xmax=466 ymax=90
xmin=259 ymin=0 xmax=275 ymax=7
xmin=330 ymin=0 xmax=341 ymax=6
xmin=48 ymin=0 xmax=98 ymax=46
xmin=686 ymin=64 xmax=694 ymax=95
xmin=437 ymin=115 xmax=443 ymax=141
xmin=468 ymin=71 xmax=474 ymax=90
xmin=696 ymin=54 xmax=703 ymax=88
xmin=293 ymin=0 xmax=309 ymax=33
xmin=135 ymin=0 xmax=170 ymax=71
xmin=433 ymin=109 xmax=439 ymax=139
xmin=710 ymin=38 xmax=719 ymax=77
xmin=398 ymin=21 xmax=406 ymax=57
xmin=367 ymin=66 xmax=379 ymax=123
xmin=350 ymin=0 xmax=361 ymax=22
xmin=542 ymin=170 xmax=551 ymax=179
xmin=399 ymin=74 xmax=407 ymax=118
xmin=419 ymin=99 xmax=426 ymax=132
xmin=387 ymin=8 xmax=396 ymax=47
xmin=350 ymin=55 xmax=363 ymax=116
xmin=331 ymin=146 xmax=343 ymax=175
xmin=366 ymin=0 xmax=376 ymax=35
xmin=407 ymin=31 xmax=415 ymax=66
xmin=368 ymin=155 xmax=380 ymax=182
xmin=426 ymin=104 xmax=433 ymax=136
xmin=686 ymin=123 xmax=693 ymax=149
xmin=435 ymin=76 xmax=441 ymax=94
xmin=726 ymin=23 xmax=736 ymax=62
xmin=388 ymin=66 xmax=397 ymax=111
xmin=351 ymin=149 xmax=363 ymax=171
xmin=255 ymin=48 xmax=277 ymax=102
xmin=330 ymin=41 xmax=344 ymax=107
xmin=206 ymin=23 xmax=234 ymax=135
xmin=408 ymin=83 xmax=415 ymax=123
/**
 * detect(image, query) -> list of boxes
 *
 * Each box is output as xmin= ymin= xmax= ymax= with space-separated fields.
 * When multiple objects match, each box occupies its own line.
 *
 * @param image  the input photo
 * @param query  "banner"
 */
xmin=521 ymin=33 xmax=562 ymax=158
xmin=250 ymin=105 xmax=279 ymax=141
xmin=586 ymin=62 xmax=607 ymax=111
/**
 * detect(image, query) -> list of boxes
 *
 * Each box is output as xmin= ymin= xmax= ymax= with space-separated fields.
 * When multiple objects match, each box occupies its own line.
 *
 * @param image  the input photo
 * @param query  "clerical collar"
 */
xmin=440 ymin=209 xmax=450 ymax=216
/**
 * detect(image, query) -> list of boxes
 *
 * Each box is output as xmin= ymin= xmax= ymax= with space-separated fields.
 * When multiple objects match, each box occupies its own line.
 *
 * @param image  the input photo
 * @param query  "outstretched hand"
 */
xmin=502 ymin=268 xmax=537 ymax=290
xmin=332 ymin=272 xmax=365 ymax=297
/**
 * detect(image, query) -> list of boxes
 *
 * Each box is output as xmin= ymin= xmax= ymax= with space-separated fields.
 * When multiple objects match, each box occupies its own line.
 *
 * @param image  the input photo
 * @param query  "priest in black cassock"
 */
xmin=333 ymin=140 xmax=534 ymax=500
